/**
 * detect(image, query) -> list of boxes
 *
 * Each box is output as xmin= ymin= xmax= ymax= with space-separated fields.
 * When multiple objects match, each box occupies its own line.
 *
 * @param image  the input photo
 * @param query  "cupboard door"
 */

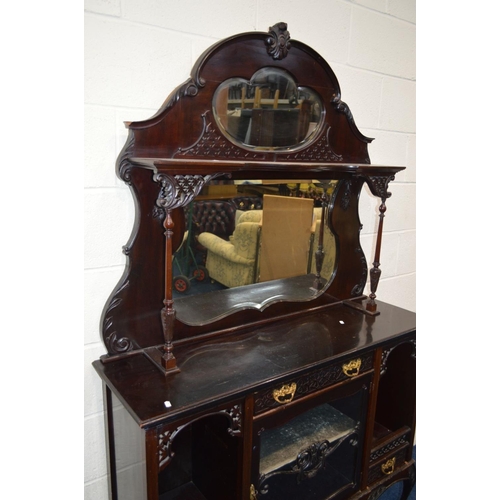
xmin=251 ymin=376 xmax=370 ymax=500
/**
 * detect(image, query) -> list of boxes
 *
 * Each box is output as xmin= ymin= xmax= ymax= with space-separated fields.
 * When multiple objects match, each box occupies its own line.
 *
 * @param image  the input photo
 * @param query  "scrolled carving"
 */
xmin=157 ymin=404 xmax=242 ymax=471
xmin=158 ymin=428 xmax=177 ymax=470
xmin=102 ymin=280 xmax=133 ymax=354
xmin=152 ymin=205 xmax=166 ymax=220
xmin=380 ymin=346 xmax=395 ymax=376
xmin=265 ymin=22 xmax=291 ymax=60
xmin=165 ymin=78 xmax=203 ymax=110
xmin=116 ymin=135 xmax=135 ymax=184
xmin=257 ymin=433 xmax=354 ymax=495
xmin=341 ymin=179 xmax=352 ymax=211
xmin=294 ymin=440 xmax=330 ymax=482
xmin=332 ymin=93 xmax=354 ymax=122
xmin=351 ymin=246 xmax=367 ymax=296
xmin=225 ymin=404 xmax=243 ymax=436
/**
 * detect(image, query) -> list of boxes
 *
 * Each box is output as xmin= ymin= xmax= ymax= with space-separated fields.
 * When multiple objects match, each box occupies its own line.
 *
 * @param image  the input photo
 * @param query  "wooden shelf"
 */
xmin=260 ymin=404 xmax=355 ymax=475
xmin=161 ymin=482 xmax=207 ymax=500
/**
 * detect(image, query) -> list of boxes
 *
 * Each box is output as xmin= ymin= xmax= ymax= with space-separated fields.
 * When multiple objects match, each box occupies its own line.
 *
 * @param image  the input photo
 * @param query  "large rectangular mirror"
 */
xmin=172 ymin=179 xmax=338 ymax=325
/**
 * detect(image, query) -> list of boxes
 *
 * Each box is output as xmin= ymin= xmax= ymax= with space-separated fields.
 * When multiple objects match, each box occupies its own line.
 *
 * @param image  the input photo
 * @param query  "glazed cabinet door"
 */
xmin=250 ymin=374 xmax=371 ymax=500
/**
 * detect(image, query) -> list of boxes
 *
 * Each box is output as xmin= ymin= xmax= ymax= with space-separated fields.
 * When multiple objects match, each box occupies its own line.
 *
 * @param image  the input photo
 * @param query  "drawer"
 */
xmin=367 ymin=445 xmax=409 ymax=485
xmin=254 ymin=352 xmax=373 ymax=415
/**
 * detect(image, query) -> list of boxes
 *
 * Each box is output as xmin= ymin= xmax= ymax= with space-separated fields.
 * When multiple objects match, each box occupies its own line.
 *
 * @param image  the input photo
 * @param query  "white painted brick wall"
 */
xmin=84 ymin=1 xmax=416 ymax=497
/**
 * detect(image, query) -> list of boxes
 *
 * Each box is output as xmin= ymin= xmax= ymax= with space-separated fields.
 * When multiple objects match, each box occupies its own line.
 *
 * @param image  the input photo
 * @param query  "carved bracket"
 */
xmin=380 ymin=339 xmax=416 ymax=375
xmin=158 ymin=404 xmax=242 ymax=471
xmin=364 ymin=175 xmax=395 ymax=202
xmin=154 ymin=173 xmax=221 ymax=210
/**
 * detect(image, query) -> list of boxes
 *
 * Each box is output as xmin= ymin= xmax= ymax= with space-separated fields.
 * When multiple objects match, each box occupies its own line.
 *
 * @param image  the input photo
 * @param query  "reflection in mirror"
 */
xmin=213 ymin=68 xmax=324 ymax=150
xmin=173 ymin=180 xmax=338 ymax=326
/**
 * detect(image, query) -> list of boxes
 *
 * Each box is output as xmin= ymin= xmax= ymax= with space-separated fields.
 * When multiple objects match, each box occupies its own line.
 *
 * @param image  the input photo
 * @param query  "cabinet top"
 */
xmin=94 ymin=300 xmax=415 ymax=429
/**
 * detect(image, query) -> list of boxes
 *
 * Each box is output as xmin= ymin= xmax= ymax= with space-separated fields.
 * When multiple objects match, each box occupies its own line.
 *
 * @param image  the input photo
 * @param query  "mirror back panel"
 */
xmin=100 ymin=23 xmax=399 ymax=357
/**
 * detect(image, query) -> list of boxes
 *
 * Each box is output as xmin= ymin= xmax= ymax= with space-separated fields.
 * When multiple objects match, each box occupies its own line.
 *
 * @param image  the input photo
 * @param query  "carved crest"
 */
xmin=265 ymin=22 xmax=291 ymax=60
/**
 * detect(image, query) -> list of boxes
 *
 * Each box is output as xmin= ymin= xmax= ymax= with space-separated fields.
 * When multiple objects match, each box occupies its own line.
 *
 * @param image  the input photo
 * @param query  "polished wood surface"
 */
xmin=94 ymin=300 xmax=414 ymax=429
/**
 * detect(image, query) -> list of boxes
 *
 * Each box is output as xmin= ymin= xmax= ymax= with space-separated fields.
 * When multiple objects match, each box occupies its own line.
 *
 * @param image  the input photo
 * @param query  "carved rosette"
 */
xmin=265 ymin=22 xmax=291 ymax=60
xmin=294 ymin=440 xmax=330 ymax=482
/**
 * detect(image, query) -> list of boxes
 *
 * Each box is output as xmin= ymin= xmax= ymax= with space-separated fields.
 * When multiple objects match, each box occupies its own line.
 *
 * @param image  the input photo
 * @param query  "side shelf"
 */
xmin=260 ymin=404 xmax=356 ymax=475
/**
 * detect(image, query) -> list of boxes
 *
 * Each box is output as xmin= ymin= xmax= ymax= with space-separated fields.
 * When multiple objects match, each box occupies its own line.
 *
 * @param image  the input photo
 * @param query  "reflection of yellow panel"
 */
xmin=259 ymin=195 xmax=314 ymax=282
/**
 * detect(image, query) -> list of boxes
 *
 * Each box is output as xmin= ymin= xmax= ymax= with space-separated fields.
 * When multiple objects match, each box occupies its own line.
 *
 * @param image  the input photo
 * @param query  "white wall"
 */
xmin=84 ymin=1 xmax=415 ymax=498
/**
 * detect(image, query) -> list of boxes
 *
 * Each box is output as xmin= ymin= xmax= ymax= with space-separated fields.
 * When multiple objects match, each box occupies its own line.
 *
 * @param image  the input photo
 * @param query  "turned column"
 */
xmin=160 ymin=209 xmax=179 ymax=373
xmin=154 ymin=172 xmax=220 ymax=375
xmin=364 ymin=175 xmax=395 ymax=314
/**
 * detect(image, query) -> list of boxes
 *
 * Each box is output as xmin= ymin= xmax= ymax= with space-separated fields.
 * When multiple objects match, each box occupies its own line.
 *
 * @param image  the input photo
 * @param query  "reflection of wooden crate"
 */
xmin=202 ymin=184 xmax=238 ymax=197
xmin=259 ymin=195 xmax=314 ymax=283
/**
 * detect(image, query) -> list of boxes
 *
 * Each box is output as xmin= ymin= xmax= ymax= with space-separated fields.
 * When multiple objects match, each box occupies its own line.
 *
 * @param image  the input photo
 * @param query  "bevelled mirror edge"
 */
xmin=173 ymin=179 xmax=339 ymax=326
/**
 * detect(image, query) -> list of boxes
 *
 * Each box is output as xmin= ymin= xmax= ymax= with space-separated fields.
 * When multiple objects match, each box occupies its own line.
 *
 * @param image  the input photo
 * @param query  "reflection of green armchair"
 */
xmin=197 ymin=213 xmax=261 ymax=288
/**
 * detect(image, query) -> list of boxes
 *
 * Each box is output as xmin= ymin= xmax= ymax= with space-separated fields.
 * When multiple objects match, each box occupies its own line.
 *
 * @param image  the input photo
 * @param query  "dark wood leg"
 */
xmin=400 ymin=463 xmax=416 ymax=500
xmin=103 ymin=384 xmax=118 ymax=500
xmin=145 ymin=428 xmax=160 ymax=500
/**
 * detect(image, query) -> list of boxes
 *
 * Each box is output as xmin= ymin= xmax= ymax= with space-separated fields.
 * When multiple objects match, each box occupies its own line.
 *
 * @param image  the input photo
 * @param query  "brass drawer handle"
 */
xmin=381 ymin=457 xmax=396 ymax=475
xmin=250 ymin=484 xmax=257 ymax=500
xmin=342 ymin=358 xmax=362 ymax=377
xmin=272 ymin=382 xmax=297 ymax=404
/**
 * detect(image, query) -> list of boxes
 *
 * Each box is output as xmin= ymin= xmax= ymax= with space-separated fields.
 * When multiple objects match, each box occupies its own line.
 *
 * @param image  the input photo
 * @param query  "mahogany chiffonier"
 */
xmin=93 ymin=22 xmax=416 ymax=500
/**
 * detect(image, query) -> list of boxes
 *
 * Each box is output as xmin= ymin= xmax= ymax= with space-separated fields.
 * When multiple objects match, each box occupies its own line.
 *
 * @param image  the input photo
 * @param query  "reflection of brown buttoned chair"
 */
xmin=190 ymin=200 xmax=236 ymax=241
xmin=197 ymin=210 xmax=262 ymax=288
